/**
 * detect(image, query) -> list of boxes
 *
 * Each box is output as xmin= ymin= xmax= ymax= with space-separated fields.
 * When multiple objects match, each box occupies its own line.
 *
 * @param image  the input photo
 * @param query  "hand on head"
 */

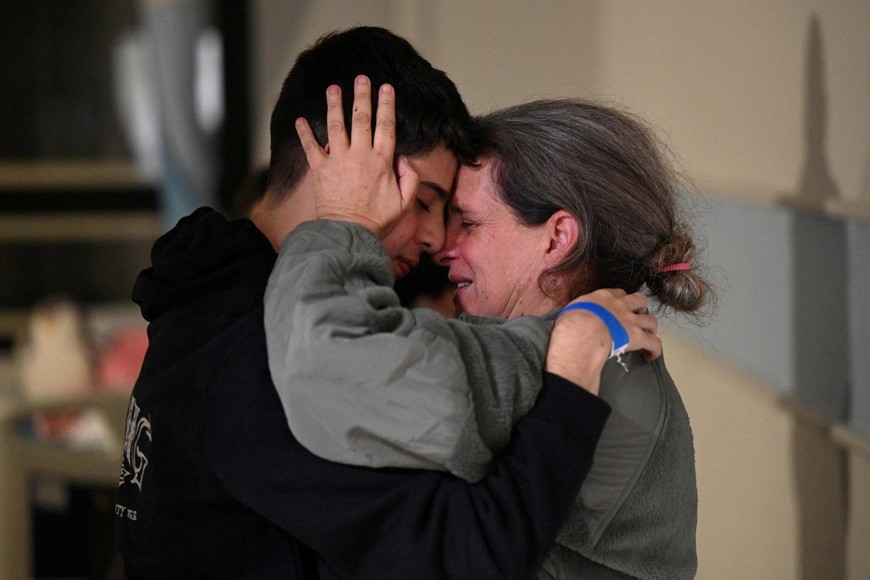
xmin=294 ymin=75 xmax=420 ymax=239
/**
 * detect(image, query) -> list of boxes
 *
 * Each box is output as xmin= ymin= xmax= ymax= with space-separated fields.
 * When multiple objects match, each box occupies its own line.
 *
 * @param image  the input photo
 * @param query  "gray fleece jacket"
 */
xmin=265 ymin=220 xmax=697 ymax=579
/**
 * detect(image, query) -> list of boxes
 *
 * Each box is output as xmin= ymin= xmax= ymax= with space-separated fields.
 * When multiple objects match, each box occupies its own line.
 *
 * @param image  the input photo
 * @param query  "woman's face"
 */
xmin=434 ymin=159 xmax=558 ymax=319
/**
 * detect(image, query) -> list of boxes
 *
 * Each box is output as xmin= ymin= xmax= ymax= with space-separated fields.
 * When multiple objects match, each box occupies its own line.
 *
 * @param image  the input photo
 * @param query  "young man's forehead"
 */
xmin=404 ymin=146 xmax=459 ymax=199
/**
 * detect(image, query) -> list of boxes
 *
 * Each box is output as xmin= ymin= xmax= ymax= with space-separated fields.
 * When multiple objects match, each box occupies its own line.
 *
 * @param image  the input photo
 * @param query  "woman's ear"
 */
xmin=544 ymin=210 xmax=581 ymax=266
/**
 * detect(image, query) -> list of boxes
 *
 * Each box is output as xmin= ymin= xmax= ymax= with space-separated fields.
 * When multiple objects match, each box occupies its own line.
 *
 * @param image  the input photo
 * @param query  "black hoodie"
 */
xmin=115 ymin=208 xmax=611 ymax=579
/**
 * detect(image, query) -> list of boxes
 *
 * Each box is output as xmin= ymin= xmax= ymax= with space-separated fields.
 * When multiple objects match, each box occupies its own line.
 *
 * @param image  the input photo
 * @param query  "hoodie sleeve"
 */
xmin=205 ymin=336 xmax=611 ymax=579
xmin=265 ymin=220 xmax=552 ymax=482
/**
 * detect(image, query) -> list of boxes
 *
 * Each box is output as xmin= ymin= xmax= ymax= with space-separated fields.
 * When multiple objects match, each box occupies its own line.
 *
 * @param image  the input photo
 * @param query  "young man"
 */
xmin=114 ymin=26 xmax=644 ymax=578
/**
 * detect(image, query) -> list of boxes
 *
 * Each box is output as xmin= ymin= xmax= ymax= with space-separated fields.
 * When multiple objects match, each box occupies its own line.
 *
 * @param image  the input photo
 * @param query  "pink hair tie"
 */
xmin=660 ymin=262 xmax=691 ymax=273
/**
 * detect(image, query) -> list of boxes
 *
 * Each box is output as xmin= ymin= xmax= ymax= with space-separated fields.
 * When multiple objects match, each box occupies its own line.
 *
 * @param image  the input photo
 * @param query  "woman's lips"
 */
xmin=452 ymin=280 xmax=471 ymax=298
xmin=451 ymin=281 xmax=470 ymax=314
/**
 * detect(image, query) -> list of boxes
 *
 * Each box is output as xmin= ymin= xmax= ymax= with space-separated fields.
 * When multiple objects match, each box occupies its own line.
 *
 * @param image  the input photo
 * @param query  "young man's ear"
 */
xmin=544 ymin=210 xmax=581 ymax=266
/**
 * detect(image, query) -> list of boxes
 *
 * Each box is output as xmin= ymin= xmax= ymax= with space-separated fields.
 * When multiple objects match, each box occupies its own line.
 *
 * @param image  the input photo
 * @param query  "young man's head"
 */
xmin=268 ymin=26 xmax=476 ymax=201
xmin=259 ymin=26 xmax=477 ymax=279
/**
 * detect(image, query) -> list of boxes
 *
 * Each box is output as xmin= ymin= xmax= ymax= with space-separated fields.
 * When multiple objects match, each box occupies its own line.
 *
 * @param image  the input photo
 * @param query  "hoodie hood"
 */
xmin=133 ymin=207 xmax=276 ymax=322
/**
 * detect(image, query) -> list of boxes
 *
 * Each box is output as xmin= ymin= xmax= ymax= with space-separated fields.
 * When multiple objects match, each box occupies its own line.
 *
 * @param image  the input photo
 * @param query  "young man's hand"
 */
xmin=546 ymin=290 xmax=661 ymax=395
xmin=294 ymin=75 xmax=420 ymax=239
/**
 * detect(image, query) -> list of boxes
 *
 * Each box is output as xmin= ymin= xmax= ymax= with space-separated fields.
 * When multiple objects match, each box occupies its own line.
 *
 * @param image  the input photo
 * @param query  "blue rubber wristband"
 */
xmin=558 ymin=301 xmax=630 ymax=358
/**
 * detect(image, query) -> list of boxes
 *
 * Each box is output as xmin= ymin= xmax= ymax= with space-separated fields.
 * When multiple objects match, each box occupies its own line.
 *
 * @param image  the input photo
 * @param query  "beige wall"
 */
xmin=252 ymin=1 xmax=870 ymax=202
xmin=594 ymin=1 xmax=870 ymax=200
xmin=251 ymin=2 xmax=870 ymax=578
xmin=664 ymin=329 xmax=870 ymax=579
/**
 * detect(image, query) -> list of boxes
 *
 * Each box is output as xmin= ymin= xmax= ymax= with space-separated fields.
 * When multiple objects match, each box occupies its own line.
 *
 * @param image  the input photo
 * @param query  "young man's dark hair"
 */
xmin=268 ymin=26 xmax=477 ymax=200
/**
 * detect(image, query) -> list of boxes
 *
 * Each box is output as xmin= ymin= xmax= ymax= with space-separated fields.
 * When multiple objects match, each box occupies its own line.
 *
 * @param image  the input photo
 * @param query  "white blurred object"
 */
xmin=195 ymin=27 xmax=224 ymax=135
xmin=33 ymin=407 xmax=121 ymax=454
xmin=142 ymin=0 xmax=220 ymax=229
xmin=65 ymin=407 xmax=121 ymax=453
xmin=113 ymin=30 xmax=163 ymax=181
xmin=16 ymin=299 xmax=95 ymax=404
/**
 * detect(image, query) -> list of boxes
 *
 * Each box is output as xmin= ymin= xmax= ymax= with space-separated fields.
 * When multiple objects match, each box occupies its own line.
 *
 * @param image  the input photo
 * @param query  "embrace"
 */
xmin=116 ymin=26 xmax=711 ymax=579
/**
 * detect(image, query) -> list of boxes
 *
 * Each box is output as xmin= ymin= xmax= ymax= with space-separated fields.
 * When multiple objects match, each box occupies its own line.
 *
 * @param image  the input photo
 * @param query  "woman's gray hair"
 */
xmin=476 ymin=99 xmax=712 ymax=317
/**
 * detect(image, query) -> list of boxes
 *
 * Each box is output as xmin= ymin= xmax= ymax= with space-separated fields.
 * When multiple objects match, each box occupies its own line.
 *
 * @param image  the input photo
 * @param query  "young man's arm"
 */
xmin=205 ymin=319 xmax=611 ymax=578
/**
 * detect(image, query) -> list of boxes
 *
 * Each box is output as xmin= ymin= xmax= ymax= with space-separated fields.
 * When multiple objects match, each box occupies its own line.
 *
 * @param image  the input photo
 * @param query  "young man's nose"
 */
xmin=417 ymin=216 xmax=445 ymax=254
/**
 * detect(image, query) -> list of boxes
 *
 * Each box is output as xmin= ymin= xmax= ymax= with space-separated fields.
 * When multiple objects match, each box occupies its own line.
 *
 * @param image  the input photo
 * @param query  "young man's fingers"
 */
xmin=641 ymin=332 xmax=663 ymax=361
xmin=350 ymin=75 xmax=373 ymax=148
xmin=395 ymin=156 xmax=420 ymax=213
xmin=295 ymin=118 xmax=326 ymax=168
xmin=631 ymin=313 xmax=661 ymax=361
xmin=643 ymin=313 xmax=659 ymax=336
xmin=373 ymin=84 xmax=397 ymax=158
xmin=325 ymin=84 xmax=349 ymax=153
xmin=625 ymin=291 xmax=649 ymax=314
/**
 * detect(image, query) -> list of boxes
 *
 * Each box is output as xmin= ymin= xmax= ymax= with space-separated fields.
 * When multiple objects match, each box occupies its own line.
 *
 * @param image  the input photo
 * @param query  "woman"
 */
xmin=433 ymin=100 xmax=711 ymax=579
xmin=266 ymin=97 xmax=711 ymax=578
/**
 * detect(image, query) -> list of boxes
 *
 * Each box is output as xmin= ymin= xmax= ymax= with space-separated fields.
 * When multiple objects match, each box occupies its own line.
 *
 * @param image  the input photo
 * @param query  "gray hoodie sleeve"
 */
xmin=264 ymin=220 xmax=551 ymax=482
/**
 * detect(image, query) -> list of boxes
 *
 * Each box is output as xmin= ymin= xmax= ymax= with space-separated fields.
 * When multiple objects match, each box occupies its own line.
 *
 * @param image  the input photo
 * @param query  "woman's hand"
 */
xmin=294 ymin=75 xmax=419 ymax=239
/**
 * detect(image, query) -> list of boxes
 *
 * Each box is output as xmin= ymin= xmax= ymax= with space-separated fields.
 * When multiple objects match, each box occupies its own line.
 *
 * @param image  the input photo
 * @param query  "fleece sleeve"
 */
xmin=264 ymin=220 xmax=551 ymax=482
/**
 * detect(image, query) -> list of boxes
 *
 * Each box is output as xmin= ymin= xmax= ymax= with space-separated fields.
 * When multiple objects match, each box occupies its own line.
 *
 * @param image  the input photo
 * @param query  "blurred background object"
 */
xmin=17 ymin=298 xmax=94 ymax=405
xmin=0 ymin=0 xmax=248 ymax=576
